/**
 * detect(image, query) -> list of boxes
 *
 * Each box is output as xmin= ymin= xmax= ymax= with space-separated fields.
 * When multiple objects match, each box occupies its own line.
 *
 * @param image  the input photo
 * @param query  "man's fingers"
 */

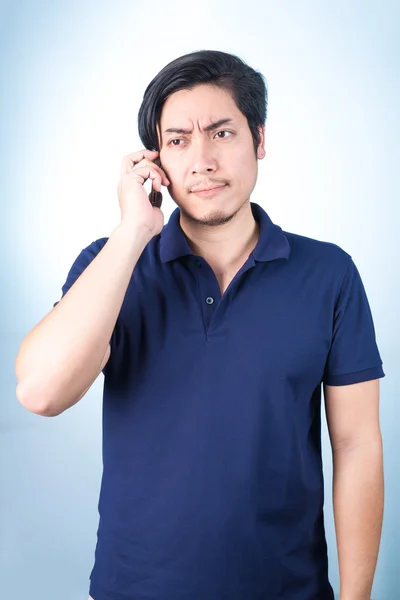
xmin=121 ymin=149 xmax=159 ymax=177
xmin=124 ymin=165 xmax=163 ymax=191
xmin=132 ymin=158 xmax=170 ymax=186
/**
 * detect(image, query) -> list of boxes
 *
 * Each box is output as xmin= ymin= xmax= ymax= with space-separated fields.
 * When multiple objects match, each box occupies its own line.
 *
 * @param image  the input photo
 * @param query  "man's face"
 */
xmin=158 ymin=84 xmax=265 ymax=227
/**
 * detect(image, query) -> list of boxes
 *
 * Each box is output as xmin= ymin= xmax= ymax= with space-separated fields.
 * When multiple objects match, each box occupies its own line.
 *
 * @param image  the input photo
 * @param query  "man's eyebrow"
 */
xmin=163 ymin=118 xmax=234 ymax=135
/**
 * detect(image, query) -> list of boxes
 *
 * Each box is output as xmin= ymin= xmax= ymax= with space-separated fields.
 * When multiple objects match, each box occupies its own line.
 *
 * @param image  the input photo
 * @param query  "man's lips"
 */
xmin=191 ymin=184 xmax=226 ymax=193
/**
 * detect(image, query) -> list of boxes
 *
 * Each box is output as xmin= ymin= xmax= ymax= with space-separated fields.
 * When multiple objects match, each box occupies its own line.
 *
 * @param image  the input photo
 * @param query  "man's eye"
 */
xmin=215 ymin=130 xmax=231 ymax=138
xmin=168 ymin=131 xmax=232 ymax=146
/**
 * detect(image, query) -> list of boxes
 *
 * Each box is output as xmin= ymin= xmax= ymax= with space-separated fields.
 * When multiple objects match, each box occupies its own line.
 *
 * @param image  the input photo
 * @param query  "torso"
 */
xmin=214 ymin=231 xmax=259 ymax=296
xmin=215 ymin=260 xmax=250 ymax=296
xmin=217 ymin=276 xmax=232 ymax=296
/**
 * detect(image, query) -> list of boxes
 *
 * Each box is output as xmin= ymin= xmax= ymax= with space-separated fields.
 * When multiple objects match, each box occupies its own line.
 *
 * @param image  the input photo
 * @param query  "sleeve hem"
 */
xmin=323 ymin=364 xmax=385 ymax=386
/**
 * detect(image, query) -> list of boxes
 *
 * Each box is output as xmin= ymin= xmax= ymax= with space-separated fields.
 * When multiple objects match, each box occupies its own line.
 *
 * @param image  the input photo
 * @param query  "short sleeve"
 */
xmin=323 ymin=257 xmax=385 ymax=386
xmin=53 ymin=238 xmax=108 ymax=308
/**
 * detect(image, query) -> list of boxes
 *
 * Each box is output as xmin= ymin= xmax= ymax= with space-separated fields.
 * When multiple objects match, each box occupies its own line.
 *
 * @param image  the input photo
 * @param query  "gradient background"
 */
xmin=2 ymin=1 xmax=399 ymax=599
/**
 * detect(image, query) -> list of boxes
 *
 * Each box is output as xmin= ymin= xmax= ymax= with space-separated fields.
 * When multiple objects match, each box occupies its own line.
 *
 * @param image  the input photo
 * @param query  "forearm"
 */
xmin=16 ymin=223 xmax=150 ymax=415
xmin=332 ymin=438 xmax=384 ymax=600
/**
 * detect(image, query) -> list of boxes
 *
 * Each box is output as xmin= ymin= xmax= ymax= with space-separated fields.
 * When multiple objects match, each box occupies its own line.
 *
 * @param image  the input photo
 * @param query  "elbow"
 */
xmin=16 ymin=381 xmax=62 ymax=417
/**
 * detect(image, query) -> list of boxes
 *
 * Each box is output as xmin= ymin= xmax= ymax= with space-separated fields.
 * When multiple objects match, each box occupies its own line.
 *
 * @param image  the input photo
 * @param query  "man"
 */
xmin=15 ymin=50 xmax=384 ymax=600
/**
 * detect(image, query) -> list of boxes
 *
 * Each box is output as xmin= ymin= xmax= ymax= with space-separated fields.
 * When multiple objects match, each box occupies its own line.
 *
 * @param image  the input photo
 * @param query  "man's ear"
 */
xmin=156 ymin=122 xmax=162 ymax=154
xmin=257 ymin=125 xmax=266 ymax=159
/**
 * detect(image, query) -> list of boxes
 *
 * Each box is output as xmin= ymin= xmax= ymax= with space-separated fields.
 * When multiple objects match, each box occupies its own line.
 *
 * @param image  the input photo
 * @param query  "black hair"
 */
xmin=137 ymin=49 xmax=268 ymax=156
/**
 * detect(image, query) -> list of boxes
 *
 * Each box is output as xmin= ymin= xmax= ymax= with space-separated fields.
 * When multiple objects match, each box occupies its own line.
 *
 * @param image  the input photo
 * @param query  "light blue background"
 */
xmin=2 ymin=1 xmax=398 ymax=599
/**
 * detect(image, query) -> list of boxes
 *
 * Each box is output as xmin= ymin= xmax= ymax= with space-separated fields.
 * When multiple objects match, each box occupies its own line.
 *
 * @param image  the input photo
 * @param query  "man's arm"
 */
xmin=15 ymin=225 xmax=148 ymax=417
xmin=324 ymin=378 xmax=384 ymax=600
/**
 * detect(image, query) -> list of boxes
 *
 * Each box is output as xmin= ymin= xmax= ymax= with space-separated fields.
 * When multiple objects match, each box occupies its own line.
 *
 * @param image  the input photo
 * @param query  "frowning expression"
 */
xmin=158 ymin=84 xmax=265 ymax=226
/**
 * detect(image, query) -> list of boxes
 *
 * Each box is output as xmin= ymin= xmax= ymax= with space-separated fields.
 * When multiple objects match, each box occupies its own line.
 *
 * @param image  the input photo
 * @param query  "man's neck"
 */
xmin=180 ymin=202 xmax=260 ymax=274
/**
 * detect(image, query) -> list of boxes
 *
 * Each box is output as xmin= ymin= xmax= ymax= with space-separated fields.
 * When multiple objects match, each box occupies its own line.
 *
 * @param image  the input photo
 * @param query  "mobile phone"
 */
xmin=149 ymin=155 xmax=163 ymax=209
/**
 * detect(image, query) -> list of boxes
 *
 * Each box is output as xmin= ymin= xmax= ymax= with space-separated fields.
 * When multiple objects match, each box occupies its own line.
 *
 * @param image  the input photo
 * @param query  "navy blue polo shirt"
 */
xmin=54 ymin=202 xmax=384 ymax=600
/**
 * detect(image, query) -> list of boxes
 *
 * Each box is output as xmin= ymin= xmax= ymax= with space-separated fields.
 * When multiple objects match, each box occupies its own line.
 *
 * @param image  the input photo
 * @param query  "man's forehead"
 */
xmin=160 ymin=87 xmax=239 ymax=125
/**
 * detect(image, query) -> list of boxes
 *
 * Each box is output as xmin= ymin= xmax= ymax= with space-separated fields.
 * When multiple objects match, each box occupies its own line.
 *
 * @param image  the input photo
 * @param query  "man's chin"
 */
xmin=178 ymin=202 xmax=237 ymax=228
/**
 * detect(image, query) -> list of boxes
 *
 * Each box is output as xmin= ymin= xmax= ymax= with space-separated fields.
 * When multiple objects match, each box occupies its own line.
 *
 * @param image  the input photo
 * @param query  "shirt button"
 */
xmin=206 ymin=297 xmax=214 ymax=305
xmin=196 ymin=260 xmax=202 ymax=268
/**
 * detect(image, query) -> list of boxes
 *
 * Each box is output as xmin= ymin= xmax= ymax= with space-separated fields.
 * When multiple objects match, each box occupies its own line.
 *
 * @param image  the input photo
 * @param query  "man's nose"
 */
xmin=190 ymin=140 xmax=218 ymax=175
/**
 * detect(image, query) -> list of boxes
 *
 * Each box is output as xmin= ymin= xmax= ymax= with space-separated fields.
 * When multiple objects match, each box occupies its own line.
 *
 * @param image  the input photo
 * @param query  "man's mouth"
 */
xmin=191 ymin=184 xmax=226 ymax=196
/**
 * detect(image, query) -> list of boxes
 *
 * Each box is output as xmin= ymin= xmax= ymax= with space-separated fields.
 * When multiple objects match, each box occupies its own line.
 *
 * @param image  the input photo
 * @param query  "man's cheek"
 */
xmin=160 ymin=162 xmax=173 ymax=184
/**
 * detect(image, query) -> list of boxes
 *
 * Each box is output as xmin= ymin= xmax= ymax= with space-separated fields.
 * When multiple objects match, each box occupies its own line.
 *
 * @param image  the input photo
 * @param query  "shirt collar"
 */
xmin=159 ymin=202 xmax=291 ymax=264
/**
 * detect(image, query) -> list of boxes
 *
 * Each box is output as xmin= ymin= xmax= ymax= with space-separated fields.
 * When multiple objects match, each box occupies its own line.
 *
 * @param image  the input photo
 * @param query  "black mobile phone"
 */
xmin=149 ymin=155 xmax=163 ymax=209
